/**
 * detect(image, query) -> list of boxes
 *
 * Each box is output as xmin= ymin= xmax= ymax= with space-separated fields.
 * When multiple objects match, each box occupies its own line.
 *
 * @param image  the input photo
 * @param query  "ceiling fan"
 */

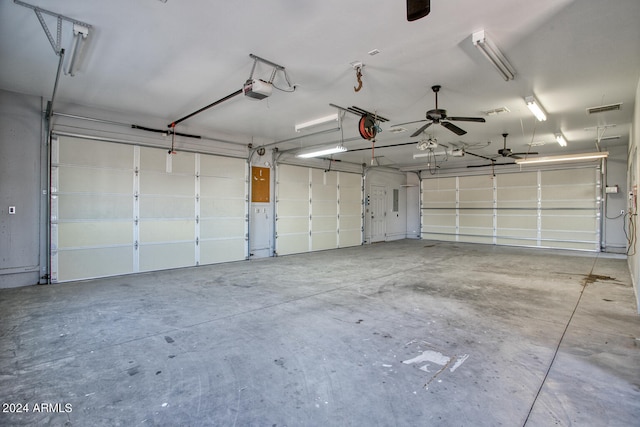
xmin=466 ymin=133 xmax=538 ymax=168
xmin=495 ymin=133 xmax=537 ymax=159
xmin=392 ymin=85 xmax=486 ymax=137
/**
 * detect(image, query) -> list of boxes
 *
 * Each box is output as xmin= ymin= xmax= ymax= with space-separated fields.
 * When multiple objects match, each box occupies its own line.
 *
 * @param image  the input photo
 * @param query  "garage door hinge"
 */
xmin=196 ymin=238 xmax=199 ymax=245
xmin=196 ymin=216 xmax=199 ymax=224
xmin=134 ymin=241 xmax=139 ymax=250
xmin=134 ymin=217 xmax=139 ymax=225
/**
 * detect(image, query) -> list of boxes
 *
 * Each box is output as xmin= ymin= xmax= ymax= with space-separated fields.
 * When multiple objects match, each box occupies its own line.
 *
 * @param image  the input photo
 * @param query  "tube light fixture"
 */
xmin=555 ymin=132 xmax=567 ymax=147
xmin=525 ymin=96 xmax=547 ymax=121
xmin=294 ymin=113 xmax=339 ymax=132
xmin=296 ymin=145 xmax=347 ymax=158
xmin=67 ymin=24 xmax=89 ymax=76
xmin=472 ymin=30 xmax=516 ymax=81
xmin=515 ymin=151 xmax=608 ymax=165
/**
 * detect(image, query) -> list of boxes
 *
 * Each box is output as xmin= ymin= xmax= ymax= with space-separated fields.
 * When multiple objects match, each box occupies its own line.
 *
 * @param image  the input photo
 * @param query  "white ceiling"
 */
xmin=1 ymin=0 xmax=639 ymax=171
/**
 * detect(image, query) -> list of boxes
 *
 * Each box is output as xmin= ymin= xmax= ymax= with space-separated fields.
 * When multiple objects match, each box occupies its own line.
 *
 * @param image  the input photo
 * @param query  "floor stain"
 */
xmin=583 ymin=274 xmax=615 ymax=285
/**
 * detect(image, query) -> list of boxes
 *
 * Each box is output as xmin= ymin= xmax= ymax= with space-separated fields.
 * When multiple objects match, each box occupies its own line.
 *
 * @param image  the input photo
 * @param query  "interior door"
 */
xmin=369 ymin=185 xmax=386 ymax=242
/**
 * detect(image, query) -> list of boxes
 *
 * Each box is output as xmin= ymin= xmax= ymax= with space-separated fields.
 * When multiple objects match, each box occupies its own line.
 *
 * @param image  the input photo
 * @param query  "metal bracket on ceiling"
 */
xmin=14 ymin=0 xmax=92 ymax=56
xmin=248 ymin=53 xmax=286 ymax=84
xmin=328 ymin=104 xmax=390 ymax=123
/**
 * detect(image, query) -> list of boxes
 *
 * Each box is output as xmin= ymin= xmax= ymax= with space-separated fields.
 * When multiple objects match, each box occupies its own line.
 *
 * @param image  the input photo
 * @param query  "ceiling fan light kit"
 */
xmin=472 ymin=30 xmax=516 ymax=81
xmin=525 ymin=96 xmax=547 ymax=121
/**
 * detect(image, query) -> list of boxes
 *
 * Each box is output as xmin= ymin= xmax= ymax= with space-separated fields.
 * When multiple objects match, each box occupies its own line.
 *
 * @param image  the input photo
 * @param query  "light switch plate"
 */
xmin=9 ymin=206 xmax=16 ymax=214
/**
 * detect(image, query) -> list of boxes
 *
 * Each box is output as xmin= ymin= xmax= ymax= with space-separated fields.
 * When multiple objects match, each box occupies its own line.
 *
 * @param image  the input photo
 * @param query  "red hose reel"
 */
xmin=358 ymin=114 xmax=377 ymax=140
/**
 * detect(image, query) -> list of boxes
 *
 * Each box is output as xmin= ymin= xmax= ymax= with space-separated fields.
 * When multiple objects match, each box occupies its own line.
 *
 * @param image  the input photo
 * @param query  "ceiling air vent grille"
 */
xmin=587 ymin=103 xmax=622 ymax=114
xmin=389 ymin=127 xmax=407 ymax=134
xmin=485 ymin=106 xmax=510 ymax=116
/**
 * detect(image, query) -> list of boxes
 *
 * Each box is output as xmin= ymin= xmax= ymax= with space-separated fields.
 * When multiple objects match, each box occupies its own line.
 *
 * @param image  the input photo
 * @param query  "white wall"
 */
xmin=604 ymin=144 xmax=629 ymax=253
xmin=406 ymin=172 xmax=421 ymax=239
xmin=0 ymin=90 xmax=46 ymax=288
xmin=628 ymin=77 xmax=640 ymax=313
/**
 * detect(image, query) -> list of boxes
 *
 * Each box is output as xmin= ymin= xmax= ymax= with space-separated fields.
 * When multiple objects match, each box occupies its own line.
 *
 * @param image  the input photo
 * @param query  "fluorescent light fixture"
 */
xmin=294 ymin=113 xmax=339 ymax=132
xmin=555 ymin=132 xmax=567 ymax=147
xmin=525 ymin=96 xmax=547 ymax=121
xmin=67 ymin=24 xmax=89 ymax=76
xmin=472 ymin=30 xmax=516 ymax=81
xmin=296 ymin=145 xmax=347 ymax=158
xmin=515 ymin=151 xmax=608 ymax=165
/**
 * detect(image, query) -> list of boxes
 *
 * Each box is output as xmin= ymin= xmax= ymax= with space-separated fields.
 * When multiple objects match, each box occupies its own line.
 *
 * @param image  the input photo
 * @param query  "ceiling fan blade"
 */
xmin=465 ymin=151 xmax=493 ymax=161
xmin=510 ymin=152 xmax=538 ymax=156
xmin=391 ymin=119 xmax=427 ymax=127
xmin=441 ymin=121 xmax=467 ymax=135
xmin=410 ymin=122 xmax=433 ymax=137
xmin=467 ymin=162 xmax=515 ymax=168
xmin=447 ymin=116 xmax=486 ymax=123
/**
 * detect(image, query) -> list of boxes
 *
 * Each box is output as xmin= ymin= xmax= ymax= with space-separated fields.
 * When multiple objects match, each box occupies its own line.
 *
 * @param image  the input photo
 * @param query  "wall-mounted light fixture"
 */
xmin=515 ymin=151 xmax=608 ymax=165
xmin=555 ymin=132 xmax=567 ymax=147
xmin=294 ymin=113 xmax=339 ymax=132
xmin=525 ymin=96 xmax=547 ymax=122
xmin=296 ymin=145 xmax=347 ymax=158
xmin=472 ymin=30 xmax=516 ymax=81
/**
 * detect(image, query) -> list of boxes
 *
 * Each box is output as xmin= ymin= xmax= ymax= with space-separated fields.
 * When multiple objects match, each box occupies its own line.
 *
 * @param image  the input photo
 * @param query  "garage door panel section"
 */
xmin=139 ymin=242 xmax=195 ymax=272
xmin=495 ymin=171 xmax=538 ymax=245
xmin=139 ymin=197 xmax=195 ymax=219
xmin=58 ymin=136 xmax=132 ymax=168
xmin=58 ymin=167 xmax=132 ymax=194
xmin=58 ymin=222 xmax=132 ymax=248
xmin=276 ymin=165 xmax=310 ymax=255
xmin=52 ymin=136 xmax=248 ymax=282
xmin=458 ymin=176 xmax=493 ymax=243
xmin=56 ymin=247 xmax=134 ymax=282
xmin=421 ymin=167 xmax=600 ymax=250
xmin=56 ymin=194 xmax=133 ymax=220
xmin=422 ymin=177 xmax=457 ymax=239
xmin=51 ymin=137 xmax=135 ymax=282
xmin=200 ymin=218 xmax=245 ymax=239
xmin=200 ymin=239 xmax=246 ymax=264
xmin=277 ymin=166 xmax=362 ymax=255
xmin=540 ymin=168 xmax=598 ymax=250
xmin=197 ymin=154 xmax=247 ymax=264
xmin=138 ymin=149 xmax=195 ymax=271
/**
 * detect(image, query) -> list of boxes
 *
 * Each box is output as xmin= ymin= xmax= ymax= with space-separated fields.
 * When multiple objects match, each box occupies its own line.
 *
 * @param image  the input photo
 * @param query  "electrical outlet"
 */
xmin=8 ymin=206 xmax=16 ymax=214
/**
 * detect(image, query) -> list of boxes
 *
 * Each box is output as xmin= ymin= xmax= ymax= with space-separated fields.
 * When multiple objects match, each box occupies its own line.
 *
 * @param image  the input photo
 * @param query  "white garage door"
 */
xmin=276 ymin=164 xmax=362 ymax=256
xmin=338 ymin=172 xmax=363 ymax=247
xmin=51 ymin=136 xmax=247 ymax=282
xmin=421 ymin=167 xmax=600 ymax=251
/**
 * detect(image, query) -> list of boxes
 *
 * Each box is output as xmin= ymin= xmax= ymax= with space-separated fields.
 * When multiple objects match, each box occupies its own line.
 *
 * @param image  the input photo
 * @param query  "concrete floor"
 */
xmin=0 ymin=240 xmax=638 ymax=426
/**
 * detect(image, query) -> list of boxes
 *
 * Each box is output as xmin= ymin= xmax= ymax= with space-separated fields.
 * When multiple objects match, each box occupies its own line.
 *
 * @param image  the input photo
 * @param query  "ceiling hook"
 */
xmin=354 ymin=66 xmax=363 ymax=92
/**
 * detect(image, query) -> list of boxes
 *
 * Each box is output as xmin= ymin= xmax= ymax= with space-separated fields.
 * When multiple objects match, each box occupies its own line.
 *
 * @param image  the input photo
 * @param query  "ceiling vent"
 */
xmin=389 ymin=127 xmax=407 ymax=134
xmin=485 ymin=106 xmax=510 ymax=116
xmin=586 ymin=103 xmax=622 ymax=115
